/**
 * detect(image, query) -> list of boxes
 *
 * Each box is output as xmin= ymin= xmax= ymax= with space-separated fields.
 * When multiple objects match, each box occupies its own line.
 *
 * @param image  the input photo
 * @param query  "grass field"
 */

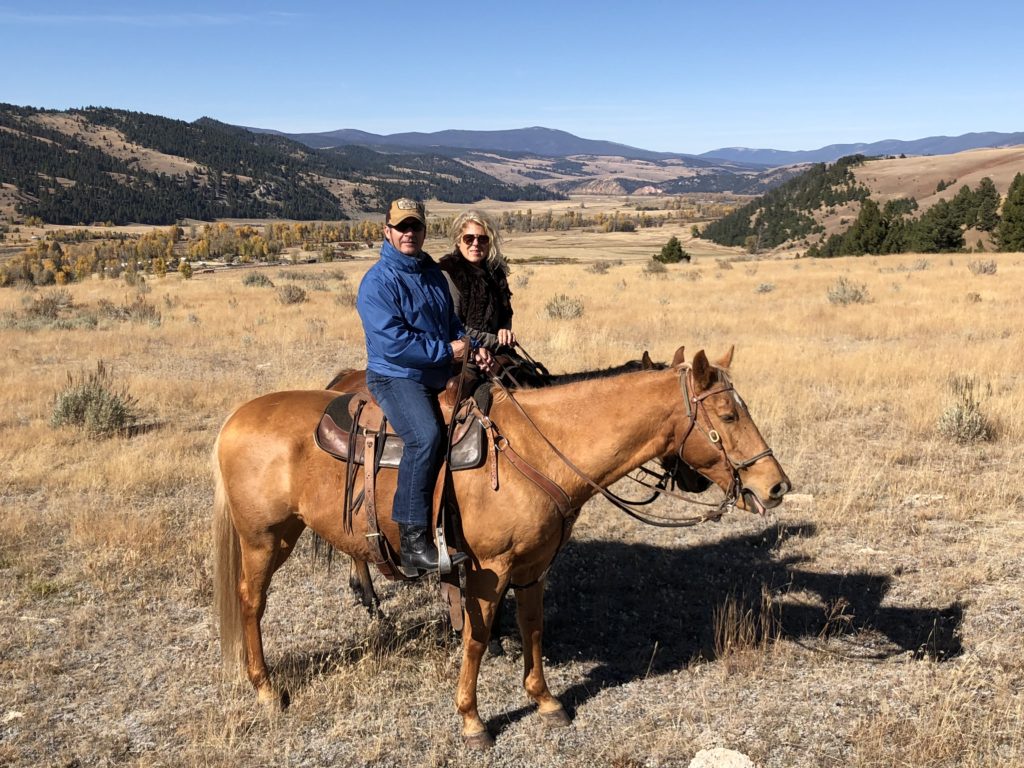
xmin=1 ymin=233 xmax=1022 ymax=767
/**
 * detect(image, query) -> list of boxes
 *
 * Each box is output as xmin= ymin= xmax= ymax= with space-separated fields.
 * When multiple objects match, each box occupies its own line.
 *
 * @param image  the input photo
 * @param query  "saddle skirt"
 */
xmin=314 ymin=391 xmax=487 ymax=471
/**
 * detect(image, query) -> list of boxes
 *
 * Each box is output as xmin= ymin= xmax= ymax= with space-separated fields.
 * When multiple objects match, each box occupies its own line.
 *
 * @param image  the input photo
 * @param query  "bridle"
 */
xmin=675 ymin=364 xmax=776 ymax=511
xmin=484 ymin=364 xmax=775 ymax=527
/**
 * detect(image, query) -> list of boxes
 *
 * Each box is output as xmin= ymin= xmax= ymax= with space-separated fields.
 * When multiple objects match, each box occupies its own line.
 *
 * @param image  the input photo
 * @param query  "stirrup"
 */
xmin=435 ymin=525 xmax=468 ymax=575
xmin=395 ymin=527 xmax=466 ymax=578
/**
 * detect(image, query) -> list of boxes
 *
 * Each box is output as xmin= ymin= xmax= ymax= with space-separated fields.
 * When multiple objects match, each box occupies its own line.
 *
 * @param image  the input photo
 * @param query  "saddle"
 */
xmin=314 ymin=388 xmax=488 ymax=472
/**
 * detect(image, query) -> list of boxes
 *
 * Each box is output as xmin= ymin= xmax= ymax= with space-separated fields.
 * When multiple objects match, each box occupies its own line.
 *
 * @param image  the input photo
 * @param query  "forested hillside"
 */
xmin=699 ymin=155 xmax=870 ymax=250
xmin=0 ymin=105 xmax=561 ymax=225
xmin=699 ymin=153 xmax=1024 ymax=255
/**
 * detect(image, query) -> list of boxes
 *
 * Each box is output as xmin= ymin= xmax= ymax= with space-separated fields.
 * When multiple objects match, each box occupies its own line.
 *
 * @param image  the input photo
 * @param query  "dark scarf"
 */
xmin=438 ymin=251 xmax=513 ymax=333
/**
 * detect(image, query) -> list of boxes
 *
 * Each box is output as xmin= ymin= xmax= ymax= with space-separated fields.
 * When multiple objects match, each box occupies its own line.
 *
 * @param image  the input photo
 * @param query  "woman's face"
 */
xmin=457 ymin=222 xmax=490 ymax=264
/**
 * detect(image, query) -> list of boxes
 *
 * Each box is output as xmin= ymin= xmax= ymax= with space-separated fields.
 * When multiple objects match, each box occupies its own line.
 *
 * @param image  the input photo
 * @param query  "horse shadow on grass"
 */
xmin=488 ymin=521 xmax=963 ymax=734
xmin=265 ymin=522 xmax=962 ymax=729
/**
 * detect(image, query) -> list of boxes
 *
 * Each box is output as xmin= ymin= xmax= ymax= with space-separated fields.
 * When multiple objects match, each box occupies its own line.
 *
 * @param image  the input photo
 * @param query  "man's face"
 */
xmin=385 ymin=218 xmax=426 ymax=256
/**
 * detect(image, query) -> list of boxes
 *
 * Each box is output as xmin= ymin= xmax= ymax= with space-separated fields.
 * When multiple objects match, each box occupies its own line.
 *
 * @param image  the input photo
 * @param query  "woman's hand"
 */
xmin=473 ymin=347 xmax=495 ymax=373
xmin=496 ymin=328 xmax=516 ymax=347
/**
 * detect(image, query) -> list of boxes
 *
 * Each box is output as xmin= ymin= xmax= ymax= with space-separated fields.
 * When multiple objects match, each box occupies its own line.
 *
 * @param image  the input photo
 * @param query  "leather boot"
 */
xmin=398 ymin=524 xmax=441 ymax=570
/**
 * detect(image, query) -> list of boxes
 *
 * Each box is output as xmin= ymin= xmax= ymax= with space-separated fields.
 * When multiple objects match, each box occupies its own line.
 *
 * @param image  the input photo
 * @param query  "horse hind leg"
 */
xmin=238 ymin=522 xmax=304 ymax=708
xmin=347 ymin=557 xmax=380 ymax=614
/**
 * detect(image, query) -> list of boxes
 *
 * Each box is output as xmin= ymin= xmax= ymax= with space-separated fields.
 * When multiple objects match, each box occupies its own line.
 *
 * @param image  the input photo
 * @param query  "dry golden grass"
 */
xmin=1 ymin=243 xmax=1023 ymax=767
xmin=855 ymin=146 xmax=1024 ymax=212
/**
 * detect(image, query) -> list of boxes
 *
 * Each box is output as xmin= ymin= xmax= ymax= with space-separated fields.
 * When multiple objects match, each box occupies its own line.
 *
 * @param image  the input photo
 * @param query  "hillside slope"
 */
xmin=0 ymin=105 xmax=560 ymax=225
xmin=700 ymin=147 xmax=1024 ymax=254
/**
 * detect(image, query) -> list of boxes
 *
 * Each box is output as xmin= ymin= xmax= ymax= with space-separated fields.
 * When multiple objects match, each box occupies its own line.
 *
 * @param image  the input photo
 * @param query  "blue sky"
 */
xmin=2 ymin=1 xmax=1022 ymax=154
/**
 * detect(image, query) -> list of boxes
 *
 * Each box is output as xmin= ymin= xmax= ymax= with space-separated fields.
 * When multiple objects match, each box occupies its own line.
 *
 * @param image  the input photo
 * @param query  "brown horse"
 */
xmin=213 ymin=346 xmax=791 ymax=747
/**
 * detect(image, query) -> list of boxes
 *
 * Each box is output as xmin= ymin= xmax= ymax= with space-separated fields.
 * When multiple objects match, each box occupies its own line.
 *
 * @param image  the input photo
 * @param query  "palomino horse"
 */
xmin=213 ymin=346 xmax=790 ymax=747
xmin=324 ymin=350 xmax=710 ymax=614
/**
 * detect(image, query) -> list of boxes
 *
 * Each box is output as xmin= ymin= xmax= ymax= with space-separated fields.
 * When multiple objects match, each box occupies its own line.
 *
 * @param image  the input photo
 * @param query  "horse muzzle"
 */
xmin=737 ymin=477 xmax=791 ymax=515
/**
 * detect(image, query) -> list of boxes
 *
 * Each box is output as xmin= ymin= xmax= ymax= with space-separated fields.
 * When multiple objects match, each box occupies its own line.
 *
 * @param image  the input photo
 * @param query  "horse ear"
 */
xmin=670 ymin=346 xmax=686 ymax=368
xmin=715 ymin=345 xmax=735 ymax=370
xmin=691 ymin=350 xmax=714 ymax=389
xmin=641 ymin=350 xmax=653 ymax=369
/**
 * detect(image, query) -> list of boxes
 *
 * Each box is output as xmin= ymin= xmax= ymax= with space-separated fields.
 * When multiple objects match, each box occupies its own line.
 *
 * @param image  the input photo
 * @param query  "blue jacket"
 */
xmin=356 ymin=240 xmax=467 ymax=389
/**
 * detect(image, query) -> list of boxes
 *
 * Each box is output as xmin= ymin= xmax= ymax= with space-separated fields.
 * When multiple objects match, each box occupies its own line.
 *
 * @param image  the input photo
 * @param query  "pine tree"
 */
xmin=655 ymin=235 xmax=689 ymax=264
xmin=995 ymin=173 xmax=1024 ymax=251
xmin=950 ymin=185 xmax=978 ymax=229
xmin=844 ymin=199 xmax=887 ymax=255
xmin=910 ymin=200 xmax=964 ymax=253
xmin=974 ymin=177 xmax=1001 ymax=232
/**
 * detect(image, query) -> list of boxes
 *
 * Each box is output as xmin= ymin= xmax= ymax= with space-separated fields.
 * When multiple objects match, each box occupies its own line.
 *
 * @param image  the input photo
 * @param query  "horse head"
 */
xmin=669 ymin=346 xmax=791 ymax=514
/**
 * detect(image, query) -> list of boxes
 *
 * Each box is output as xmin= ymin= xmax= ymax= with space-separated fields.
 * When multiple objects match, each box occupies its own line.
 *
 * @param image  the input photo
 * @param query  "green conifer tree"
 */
xmin=974 ymin=177 xmax=1001 ymax=232
xmin=996 ymin=173 xmax=1024 ymax=251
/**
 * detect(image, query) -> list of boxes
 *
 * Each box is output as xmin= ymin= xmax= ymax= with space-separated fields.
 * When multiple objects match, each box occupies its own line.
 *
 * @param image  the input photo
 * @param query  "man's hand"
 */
xmin=451 ymin=338 xmax=470 ymax=359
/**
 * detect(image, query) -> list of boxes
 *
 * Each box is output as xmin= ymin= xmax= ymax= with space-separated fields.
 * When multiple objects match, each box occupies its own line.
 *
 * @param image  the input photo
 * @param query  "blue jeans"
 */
xmin=365 ymin=371 xmax=444 ymax=527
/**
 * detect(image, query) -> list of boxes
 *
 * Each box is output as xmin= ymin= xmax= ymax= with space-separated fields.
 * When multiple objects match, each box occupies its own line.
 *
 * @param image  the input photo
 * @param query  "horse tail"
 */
xmin=212 ymin=434 xmax=246 ymax=680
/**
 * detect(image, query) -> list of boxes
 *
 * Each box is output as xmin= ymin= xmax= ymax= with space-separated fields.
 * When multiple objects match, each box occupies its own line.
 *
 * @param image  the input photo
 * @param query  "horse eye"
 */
xmin=720 ymin=412 xmax=738 ymax=423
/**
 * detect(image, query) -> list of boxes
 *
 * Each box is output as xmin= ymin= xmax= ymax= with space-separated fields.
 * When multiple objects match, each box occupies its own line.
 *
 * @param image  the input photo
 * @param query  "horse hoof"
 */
xmin=462 ymin=729 xmax=495 ymax=750
xmin=540 ymin=707 xmax=571 ymax=728
xmin=257 ymin=687 xmax=290 ymax=710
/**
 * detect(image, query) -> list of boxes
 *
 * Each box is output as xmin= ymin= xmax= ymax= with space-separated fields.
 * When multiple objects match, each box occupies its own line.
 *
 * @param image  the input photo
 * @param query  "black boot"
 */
xmin=398 ymin=524 xmax=441 ymax=570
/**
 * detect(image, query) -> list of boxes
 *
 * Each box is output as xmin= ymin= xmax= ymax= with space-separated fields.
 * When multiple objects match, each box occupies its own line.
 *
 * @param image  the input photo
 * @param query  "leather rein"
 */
xmin=484 ymin=364 xmax=773 ymax=528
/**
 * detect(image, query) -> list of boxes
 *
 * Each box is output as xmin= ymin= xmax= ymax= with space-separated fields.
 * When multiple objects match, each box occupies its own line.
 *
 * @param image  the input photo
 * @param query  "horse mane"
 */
xmin=324 ymin=368 xmax=356 ymax=390
xmin=547 ymin=357 xmax=668 ymax=386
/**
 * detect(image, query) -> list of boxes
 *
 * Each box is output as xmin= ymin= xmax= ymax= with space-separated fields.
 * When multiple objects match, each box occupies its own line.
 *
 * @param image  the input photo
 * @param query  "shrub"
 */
xmin=51 ymin=361 xmax=139 ymax=438
xmin=586 ymin=262 xmax=610 ymax=274
xmin=97 ymin=296 xmax=161 ymax=325
xmin=642 ymin=258 xmax=667 ymax=277
xmin=545 ymin=294 xmax=584 ymax=320
xmin=334 ymin=287 xmax=357 ymax=308
xmin=277 ymin=284 xmax=307 ymax=305
xmin=937 ymin=375 xmax=993 ymax=444
xmin=967 ymin=259 xmax=997 ymax=276
xmin=827 ymin=277 xmax=871 ymax=305
xmin=242 ymin=272 xmax=274 ymax=288
xmin=755 ymin=283 xmax=775 ymax=294
xmin=24 ymin=289 xmax=73 ymax=320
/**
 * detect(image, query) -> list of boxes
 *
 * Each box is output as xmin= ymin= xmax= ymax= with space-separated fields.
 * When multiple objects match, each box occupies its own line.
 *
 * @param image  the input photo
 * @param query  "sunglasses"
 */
xmin=392 ymin=220 xmax=425 ymax=233
xmin=461 ymin=234 xmax=490 ymax=246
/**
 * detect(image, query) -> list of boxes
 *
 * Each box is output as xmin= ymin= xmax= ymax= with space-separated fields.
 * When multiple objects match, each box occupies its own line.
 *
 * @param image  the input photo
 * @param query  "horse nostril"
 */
xmin=771 ymin=481 xmax=791 ymax=499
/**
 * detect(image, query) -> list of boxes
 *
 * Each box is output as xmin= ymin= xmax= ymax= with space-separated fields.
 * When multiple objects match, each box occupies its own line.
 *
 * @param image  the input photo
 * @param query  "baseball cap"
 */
xmin=386 ymin=198 xmax=426 ymax=227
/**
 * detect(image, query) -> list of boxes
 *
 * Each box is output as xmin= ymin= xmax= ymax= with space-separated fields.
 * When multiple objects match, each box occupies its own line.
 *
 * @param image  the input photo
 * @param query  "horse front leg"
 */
xmin=515 ymin=580 xmax=570 ymax=727
xmin=456 ymin=567 xmax=507 ymax=749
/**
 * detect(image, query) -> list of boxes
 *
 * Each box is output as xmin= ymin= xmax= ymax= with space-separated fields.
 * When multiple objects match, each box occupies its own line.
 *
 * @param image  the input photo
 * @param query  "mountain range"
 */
xmin=251 ymin=125 xmax=1024 ymax=166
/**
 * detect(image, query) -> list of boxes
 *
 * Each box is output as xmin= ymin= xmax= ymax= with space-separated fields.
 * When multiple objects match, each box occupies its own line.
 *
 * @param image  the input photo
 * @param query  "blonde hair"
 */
xmin=448 ymin=210 xmax=508 ymax=275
